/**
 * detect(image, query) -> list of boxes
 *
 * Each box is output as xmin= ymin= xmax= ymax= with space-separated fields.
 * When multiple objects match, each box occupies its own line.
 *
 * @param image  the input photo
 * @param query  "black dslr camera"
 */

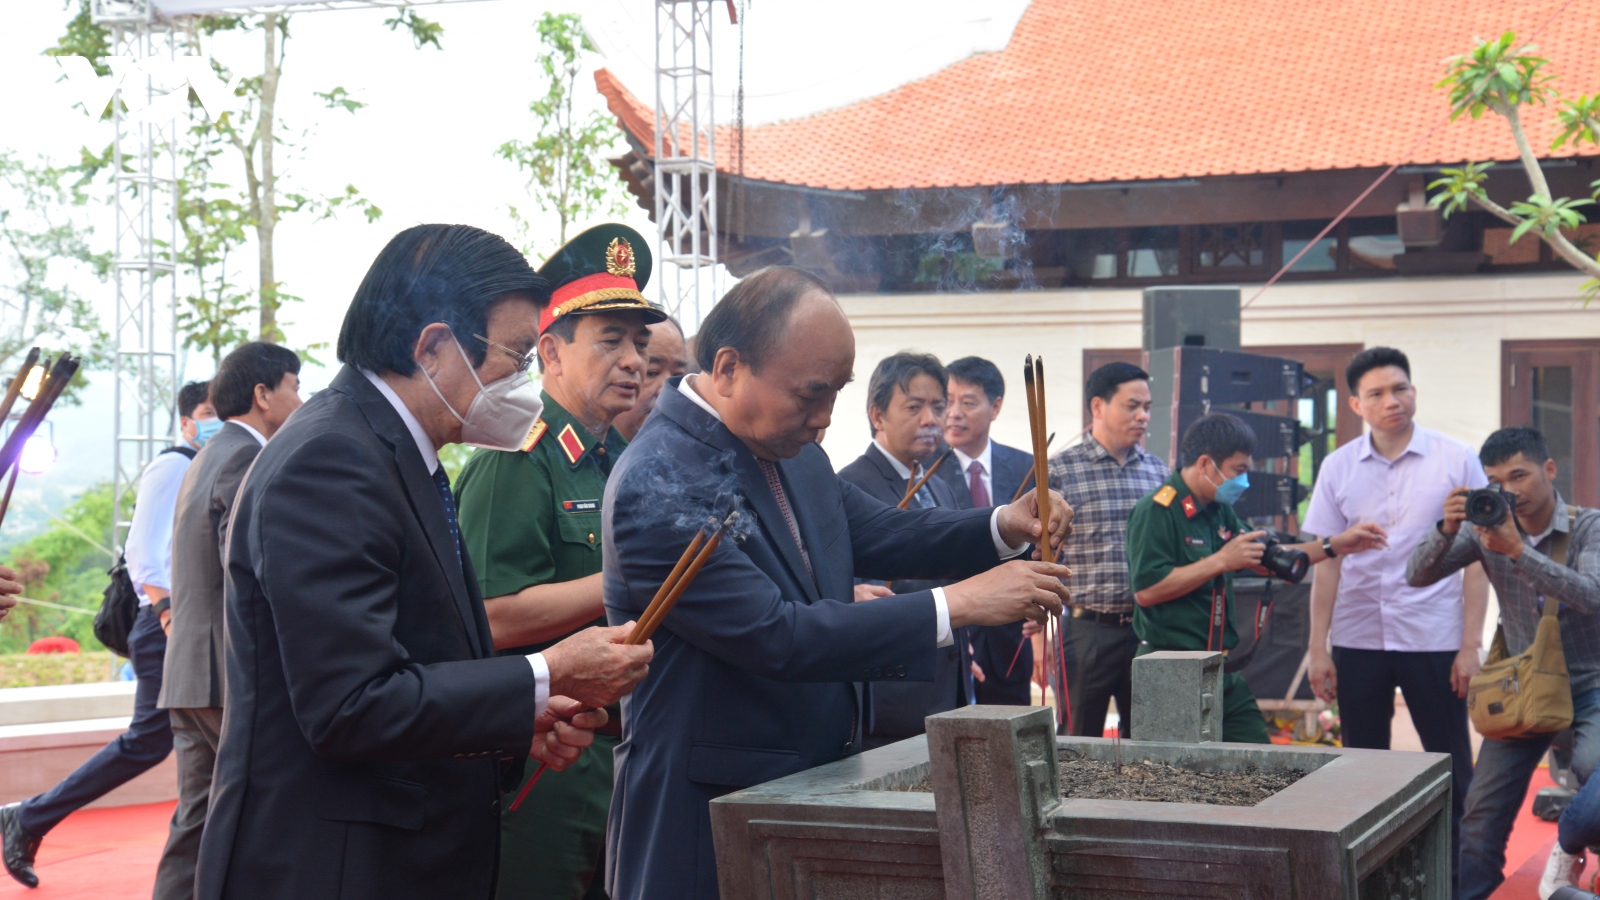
xmin=1465 ymin=487 xmax=1515 ymax=527
xmin=1257 ymin=533 xmax=1310 ymax=584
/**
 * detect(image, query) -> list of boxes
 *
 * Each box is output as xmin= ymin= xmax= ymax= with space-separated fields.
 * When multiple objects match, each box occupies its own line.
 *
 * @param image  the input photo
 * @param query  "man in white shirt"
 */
xmin=1301 ymin=346 xmax=1488 ymax=896
xmin=0 ymin=381 xmax=216 ymax=889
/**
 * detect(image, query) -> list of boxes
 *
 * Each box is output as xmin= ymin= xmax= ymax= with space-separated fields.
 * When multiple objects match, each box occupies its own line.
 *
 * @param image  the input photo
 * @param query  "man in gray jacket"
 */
xmin=1406 ymin=427 xmax=1600 ymax=900
xmin=154 ymin=342 xmax=301 ymax=900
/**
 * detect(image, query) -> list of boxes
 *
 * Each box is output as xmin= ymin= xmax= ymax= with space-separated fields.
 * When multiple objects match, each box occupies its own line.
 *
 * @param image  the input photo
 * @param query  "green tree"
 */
xmin=0 ymin=150 xmax=109 ymax=398
xmin=498 ymin=12 xmax=629 ymax=253
xmin=1431 ymin=32 xmax=1600 ymax=298
xmin=0 ymin=483 xmax=114 ymax=654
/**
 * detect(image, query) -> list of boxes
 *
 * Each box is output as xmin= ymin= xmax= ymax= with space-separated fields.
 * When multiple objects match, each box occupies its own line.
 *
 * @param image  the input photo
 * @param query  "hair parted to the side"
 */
xmin=1480 ymin=426 xmax=1551 ymax=467
xmin=1180 ymin=412 xmax=1256 ymax=468
xmin=338 ymin=224 xmax=549 ymax=377
xmin=693 ymin=266 xmax=832 ymax=373
xmin=1085 ymin=361 xmax=1150 ymax=408
xmin=210 ymin=343 xmax=301 ymax=420
xmin=946 ymin=356 xmax=1005 ymax=402
xmin=866 ymin=352 xmax=947 ymax=430
xmin=177 ymin=381 xmax=211 ymax=419
xmin=1345 ymin=346 xmax=1411 ymax=394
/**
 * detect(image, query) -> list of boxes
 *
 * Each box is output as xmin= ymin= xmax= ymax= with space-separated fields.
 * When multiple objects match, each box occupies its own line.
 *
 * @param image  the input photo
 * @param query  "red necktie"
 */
xmin=968 ymin=460 xmax=990 ymax=507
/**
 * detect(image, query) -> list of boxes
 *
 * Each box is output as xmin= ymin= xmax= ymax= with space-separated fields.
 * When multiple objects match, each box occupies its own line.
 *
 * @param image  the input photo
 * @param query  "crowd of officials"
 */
xmin=0 ymin=221 xmax=1588 ymax=900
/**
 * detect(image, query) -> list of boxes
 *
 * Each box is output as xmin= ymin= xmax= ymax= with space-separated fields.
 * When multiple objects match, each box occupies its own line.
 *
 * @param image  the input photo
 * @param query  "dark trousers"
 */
xmin=1062 ymin=615 xmax=1137 ymax=738
xmin=1333 ymin=646 xmax=1473 ymax=896
xmin=1461 ymin=686 xmax=1600 ymax=900
xmin=18 ymin=607 xmax=173 ymax=836
xmin=154 ymin=706 xmax=222 ymax=900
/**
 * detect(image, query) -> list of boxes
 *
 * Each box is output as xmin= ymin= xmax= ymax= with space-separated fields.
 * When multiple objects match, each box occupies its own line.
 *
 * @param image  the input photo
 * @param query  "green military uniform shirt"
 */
xmin=453 ymin=391 xmax=626 ymax=900
xmin=1124 ymin=469 xmax=1269 ymax=744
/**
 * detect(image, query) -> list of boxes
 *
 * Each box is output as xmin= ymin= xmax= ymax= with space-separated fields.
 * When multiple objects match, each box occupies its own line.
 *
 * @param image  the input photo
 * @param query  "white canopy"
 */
xmin=151 ymin=0 xmax=477 ymax=16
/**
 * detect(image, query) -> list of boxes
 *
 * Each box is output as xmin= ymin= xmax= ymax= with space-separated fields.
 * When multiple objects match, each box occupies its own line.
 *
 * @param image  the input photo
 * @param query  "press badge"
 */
xmin=562 ymin=500 xmax=600 ymax=513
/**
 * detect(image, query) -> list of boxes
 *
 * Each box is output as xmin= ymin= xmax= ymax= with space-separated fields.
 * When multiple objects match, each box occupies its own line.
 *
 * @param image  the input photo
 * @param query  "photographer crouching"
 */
xmin=1126 ymin=413 xmax=1387 ymax=742
xmin=1406 ymin=428 xmax=1600 ymax=900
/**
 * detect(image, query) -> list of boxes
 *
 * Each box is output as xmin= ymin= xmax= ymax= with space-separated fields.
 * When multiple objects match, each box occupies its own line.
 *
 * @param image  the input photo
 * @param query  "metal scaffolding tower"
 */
xmin=654 ymin=0 xmax=719 ymax=330
xmin=94 ymin=0 xmax=180 ymax=552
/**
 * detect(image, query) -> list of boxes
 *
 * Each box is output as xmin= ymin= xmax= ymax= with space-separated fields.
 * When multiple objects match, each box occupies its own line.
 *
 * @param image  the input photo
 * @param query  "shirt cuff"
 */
xmin=526 ymin=652 xmax=550 ymax=719
xmin=933 ymin=588 xmax=954 ymax=647
xmin=990 ymin=508 xmax=1028 ymax=559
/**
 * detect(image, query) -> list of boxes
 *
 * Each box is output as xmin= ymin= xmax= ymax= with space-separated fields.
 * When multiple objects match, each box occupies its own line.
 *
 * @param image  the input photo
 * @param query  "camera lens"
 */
xmin=1465 ymin=488 xmax=1511 ymax=527
xmin=1258 ymin=537 xmax=1310 ymax=584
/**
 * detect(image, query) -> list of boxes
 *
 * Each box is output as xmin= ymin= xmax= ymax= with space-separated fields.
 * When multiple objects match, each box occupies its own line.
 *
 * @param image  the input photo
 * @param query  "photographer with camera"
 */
xmin=1126 ymin=413 xmax=1386 ymax=742
xmin=1406 ymin=428 xmax=1600 ymax=900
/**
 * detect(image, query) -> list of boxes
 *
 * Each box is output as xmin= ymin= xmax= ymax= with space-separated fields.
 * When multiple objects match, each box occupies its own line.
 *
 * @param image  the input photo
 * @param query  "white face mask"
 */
xmin=424 ymin=334 xmax=544 ymax=451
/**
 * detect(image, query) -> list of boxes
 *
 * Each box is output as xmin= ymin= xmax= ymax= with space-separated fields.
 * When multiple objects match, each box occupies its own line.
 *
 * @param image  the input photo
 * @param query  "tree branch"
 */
xmin=1500 ymin=102 xmax=1553 ymax=200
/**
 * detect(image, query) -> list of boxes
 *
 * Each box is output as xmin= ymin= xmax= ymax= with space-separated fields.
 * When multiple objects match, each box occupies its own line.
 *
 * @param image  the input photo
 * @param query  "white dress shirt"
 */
xmin=123 ymin=445 xmax=194 ymax=605
xmin=362 ymin=370 xmax=549 ymax=716
xmin=227 ymin=419 xmax=269 ymax=447
xmin=949 ymin=440 xmax=994 ymax=505
xmin=680 ymin=377 xmax=1027 ymax=647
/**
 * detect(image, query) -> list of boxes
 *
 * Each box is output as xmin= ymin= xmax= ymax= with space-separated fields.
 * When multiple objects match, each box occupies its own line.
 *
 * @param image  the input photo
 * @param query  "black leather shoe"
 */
xmin=0 ymin=802 xmax=40 ymax=888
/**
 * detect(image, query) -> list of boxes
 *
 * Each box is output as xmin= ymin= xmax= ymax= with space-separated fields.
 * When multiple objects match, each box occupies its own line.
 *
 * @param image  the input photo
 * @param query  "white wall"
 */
xmin=818 ymin=271 xmax=1598 ymax=468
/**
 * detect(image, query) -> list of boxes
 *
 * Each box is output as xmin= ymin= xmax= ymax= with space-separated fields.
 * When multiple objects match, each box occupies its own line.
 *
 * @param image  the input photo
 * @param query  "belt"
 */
xmin=1069 ymin=607 xmax=1133 ymax=627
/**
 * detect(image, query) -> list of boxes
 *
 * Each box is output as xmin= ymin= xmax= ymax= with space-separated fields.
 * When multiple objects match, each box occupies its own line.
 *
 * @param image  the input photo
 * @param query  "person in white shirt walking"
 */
xmin=1301 ymin=347 xmax=1488 ymax=898
xmin=1 ymin=381 xmax=218 ymax=889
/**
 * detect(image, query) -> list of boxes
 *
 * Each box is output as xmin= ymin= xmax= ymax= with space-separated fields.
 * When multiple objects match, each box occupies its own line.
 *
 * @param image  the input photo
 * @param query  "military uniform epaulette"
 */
xmin=520 ymin=418 xmax=549 ymax=453
xmin=1152 ymin=485 xmax=1177 ymax=507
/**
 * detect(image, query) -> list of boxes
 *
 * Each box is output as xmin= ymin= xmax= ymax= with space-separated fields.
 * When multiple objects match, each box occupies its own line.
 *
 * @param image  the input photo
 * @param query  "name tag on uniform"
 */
xmin=1185 ymin=536 xmax=1207 ymax=547
xmin=562 ymin=500 xmax=600 ymax=513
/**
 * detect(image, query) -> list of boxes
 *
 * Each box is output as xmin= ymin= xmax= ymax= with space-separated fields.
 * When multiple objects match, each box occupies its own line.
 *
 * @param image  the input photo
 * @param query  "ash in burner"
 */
xmin=1058 ymin=757 xmax=1304 ymax=807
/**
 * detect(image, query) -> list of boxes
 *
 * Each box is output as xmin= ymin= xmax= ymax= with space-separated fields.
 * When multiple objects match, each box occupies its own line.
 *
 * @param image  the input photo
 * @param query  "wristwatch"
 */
xmin=1321 ymin=536 xmax=1337 ymax=559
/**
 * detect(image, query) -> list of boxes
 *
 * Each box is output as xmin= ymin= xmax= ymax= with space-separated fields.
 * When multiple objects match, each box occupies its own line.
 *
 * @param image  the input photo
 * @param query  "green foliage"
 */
xmin=384 ymin=10 xmax=445 ymax=51
xmin=1427 ymin=162 xmax=1493 ymax=218
xmin=1438 ymin=31 xmax=1553 ymax=120
xmin=0 ymin=652 xmax=120 ymax=688
xmin=0 ymin=151 xmax=110 ymax=399
xmin=0 ymin=483 xmax=115 ymax=655
xmin=439 ymin=443 xmax=476 ymax=484
xmin=497 ymin=12 xmax=628 ymax=251
xmin=1554 ymin=94 xmax=1600 ymax=150
xmin=914 ymin=251 xmax=1001 ymax=286
xmin=44 ymin=0 xmax=111 ymax=78
xmin=1507 ymin=195 xmax=1592 ymax=243
xmin=315 ymin=87 xmax=367 ymax=115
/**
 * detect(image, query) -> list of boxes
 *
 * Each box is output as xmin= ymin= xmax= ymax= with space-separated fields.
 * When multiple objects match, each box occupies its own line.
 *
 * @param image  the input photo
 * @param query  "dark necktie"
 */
xmin=757 ymin=458 xmax=814 ymax=580
xmin=968 ymin=460 xmax=990 ymax=507
xmin=431 ymin=466 xmax=464 ymax=569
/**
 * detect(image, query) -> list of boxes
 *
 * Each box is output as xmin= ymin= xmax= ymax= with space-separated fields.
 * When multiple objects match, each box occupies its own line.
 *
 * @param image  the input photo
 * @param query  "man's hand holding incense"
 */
xmin=0 ymin=565 xmax=20 ymax=621
xmin=543 ymin=621 xmax=653 ymax=710
xmin=945 ymin=560 xmax=1071 ymax=627
xmin=530 ymin=697 xmax=607 ymax=771
xmin=995 ymin=489 xmax=1073 ymax=558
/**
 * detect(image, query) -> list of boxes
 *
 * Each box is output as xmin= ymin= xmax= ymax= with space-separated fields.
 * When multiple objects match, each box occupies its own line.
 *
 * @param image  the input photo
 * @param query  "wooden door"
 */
xmin=1503 ymin=341 xmax=1600 ymax=507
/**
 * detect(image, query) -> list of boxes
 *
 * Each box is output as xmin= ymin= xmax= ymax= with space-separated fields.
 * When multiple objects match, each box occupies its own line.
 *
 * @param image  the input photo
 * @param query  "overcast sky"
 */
xmin=0 ymin=0 xmax=1028 ymax=523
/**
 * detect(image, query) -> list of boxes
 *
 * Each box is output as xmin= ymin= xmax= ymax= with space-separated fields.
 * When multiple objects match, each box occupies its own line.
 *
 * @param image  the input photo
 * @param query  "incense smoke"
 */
xmin=616 ymin=446 xmax=758 ymax=543
xmin=888 ymin=186 xmax=1039 ymax=294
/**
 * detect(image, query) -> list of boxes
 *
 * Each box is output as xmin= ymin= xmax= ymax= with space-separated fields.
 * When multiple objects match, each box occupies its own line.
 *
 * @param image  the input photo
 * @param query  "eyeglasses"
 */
xmin=475 ymin=334 xmax=537 ymax=373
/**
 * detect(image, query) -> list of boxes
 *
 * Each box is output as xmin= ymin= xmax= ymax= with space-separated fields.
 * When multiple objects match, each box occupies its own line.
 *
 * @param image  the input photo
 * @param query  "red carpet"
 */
xmin=0 ymin=801 xmax=172 ymax=899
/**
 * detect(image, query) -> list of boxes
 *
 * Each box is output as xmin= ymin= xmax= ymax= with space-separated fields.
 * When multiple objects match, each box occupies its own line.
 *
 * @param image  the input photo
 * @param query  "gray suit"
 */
xmin=154 ymin=421 xmax=262 ymax=900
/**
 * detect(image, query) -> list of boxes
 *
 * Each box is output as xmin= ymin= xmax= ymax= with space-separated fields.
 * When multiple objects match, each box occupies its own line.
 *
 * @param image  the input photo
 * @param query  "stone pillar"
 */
xmin=1131 ymin=650 xmax=1224 ymax=743
xmin=926 ymin=706 xmax=1058 ymax=900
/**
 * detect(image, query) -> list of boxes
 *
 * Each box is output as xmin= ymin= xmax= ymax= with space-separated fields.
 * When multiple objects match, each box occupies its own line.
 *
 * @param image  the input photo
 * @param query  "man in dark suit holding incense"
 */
xmin=194 ymin=225 xmax=653 ymax=900
xmin=840 ymin=351 xmax=975 ymax=747
xmin=601 ymin=265 xmax=1073 ymax=899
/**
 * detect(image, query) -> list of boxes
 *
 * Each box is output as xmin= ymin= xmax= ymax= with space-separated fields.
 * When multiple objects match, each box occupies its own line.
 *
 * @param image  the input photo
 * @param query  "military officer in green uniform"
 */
xmin=1125 ymin=413 xmax=1386 ymax=743
xmin=455 ymin=224 xmax=664 ymax=899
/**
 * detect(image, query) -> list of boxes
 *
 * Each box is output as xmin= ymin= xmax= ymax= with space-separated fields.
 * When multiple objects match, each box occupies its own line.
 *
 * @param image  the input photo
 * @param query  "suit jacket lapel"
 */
xmin=658 ymin=384 xmax=822 ymax=603
xmin=332 ymin=367 xmax=487 ymax=659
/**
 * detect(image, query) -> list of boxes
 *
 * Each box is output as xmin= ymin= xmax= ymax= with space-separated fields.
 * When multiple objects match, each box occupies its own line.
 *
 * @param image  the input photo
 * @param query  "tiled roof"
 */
xmin=596 ymin=0 xmax=1600 ymax=191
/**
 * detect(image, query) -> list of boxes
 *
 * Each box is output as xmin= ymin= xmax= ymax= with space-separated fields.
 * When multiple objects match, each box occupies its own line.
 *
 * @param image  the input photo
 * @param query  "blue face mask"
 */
xmin=1211 ymin=465 xmax=1250 ymax=506
xmin=192 ymin=417 xmax=223 ymax=449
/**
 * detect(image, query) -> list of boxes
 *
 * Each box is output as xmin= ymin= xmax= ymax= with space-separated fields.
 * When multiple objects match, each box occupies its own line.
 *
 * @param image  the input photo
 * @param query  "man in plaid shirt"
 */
xmin=1047 ymin=362 xmax=1168 ymax=737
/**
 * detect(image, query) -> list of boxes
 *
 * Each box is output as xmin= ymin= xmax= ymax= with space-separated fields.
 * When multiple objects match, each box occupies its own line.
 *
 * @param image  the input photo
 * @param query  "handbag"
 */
xmin=1466 ymin=508 xmax=1578 ymax=740
xmin=93 ymin=554 xmax=139 ymax=658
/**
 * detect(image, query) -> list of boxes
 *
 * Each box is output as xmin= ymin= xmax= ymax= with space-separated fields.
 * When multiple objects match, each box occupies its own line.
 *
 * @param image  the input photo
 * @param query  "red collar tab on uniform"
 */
xmin=1181 ymin=495 xmax=1199 ymax=518
xmin=555 ymin=423 xmax=586 ymax=466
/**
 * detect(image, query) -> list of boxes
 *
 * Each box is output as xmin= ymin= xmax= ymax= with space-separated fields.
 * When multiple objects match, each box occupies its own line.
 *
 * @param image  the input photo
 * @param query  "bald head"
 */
xmin=694 ymin=270 xmax=855 ymax=460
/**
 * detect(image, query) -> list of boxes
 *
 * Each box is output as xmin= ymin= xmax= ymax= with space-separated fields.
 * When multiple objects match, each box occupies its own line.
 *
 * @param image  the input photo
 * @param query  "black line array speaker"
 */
xmin=1142 ymin=286 xmax=1242 ymax=352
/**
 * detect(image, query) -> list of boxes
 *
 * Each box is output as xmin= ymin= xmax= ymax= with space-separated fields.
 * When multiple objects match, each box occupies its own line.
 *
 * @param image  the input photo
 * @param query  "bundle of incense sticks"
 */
xmin=509 ymin=511 xmax=739 ymax=812
xmin=897 ymin=448 xmax=952 ymax=510
xmin=1021 ymin=356 xmax=1053 ymax=559
xmin=0 ymin=352 xmax=76 ymax=530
